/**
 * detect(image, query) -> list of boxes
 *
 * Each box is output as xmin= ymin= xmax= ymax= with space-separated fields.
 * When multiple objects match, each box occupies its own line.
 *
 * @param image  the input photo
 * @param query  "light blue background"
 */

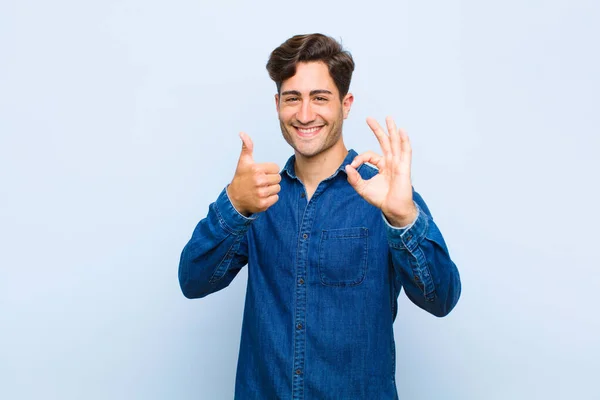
xmin=1 ymin=0 xmax=599 ymax=399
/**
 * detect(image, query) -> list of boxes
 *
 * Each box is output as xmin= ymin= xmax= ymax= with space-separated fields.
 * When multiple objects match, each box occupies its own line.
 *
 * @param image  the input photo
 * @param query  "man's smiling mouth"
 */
xmin=294 ymin=126 xmax=324 ymax=136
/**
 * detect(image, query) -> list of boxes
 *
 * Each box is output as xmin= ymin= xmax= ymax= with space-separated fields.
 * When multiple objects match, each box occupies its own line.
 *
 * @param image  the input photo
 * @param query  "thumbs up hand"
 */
xmin=227 ymin=132 xmax=282 ymax=217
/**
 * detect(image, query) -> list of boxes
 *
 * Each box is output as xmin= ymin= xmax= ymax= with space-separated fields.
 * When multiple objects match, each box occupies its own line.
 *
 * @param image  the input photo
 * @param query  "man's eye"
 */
xmin=286 ymin=97 xmax=299 ymax=102
xmin=315 ymin=97 xmax=328 ymax=102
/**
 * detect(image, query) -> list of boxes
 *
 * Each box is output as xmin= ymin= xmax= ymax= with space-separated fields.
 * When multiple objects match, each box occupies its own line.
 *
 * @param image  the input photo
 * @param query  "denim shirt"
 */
xmin=179 ymin=149 xmax=461 ymax=399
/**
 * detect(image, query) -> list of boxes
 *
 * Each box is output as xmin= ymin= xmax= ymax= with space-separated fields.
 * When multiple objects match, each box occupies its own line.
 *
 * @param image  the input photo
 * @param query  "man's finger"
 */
xmin=239 ymin=132 xmax=254 ymax=161
xmin=270 ymin=173 xmax=283 ymax=184
xmin=268 ymin=184 xmax=281 ymax=197
xmin=399 ymin=128 xmax=412 ymax=174
xmin=350 ymin=151 xmax=385 ymax=170
xmin=264 ymin=194 xmax=279 ymax=209
xmin=258 ymin=162 xmax=281 ymax=174
xmin=386 ymin=116 xmax=401 ymax=163
xmin=366 ymin=117 xmax=392 ymax=159
xmin=260 ymin=173 xmax=282 ymax=186
xmin=345 ymin=164 xmax=365 ymax=192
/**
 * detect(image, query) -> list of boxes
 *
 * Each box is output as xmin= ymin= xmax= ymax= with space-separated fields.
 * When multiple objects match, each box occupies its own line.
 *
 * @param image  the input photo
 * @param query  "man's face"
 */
xmin=275 ymin=61 xmax=353 ymax=159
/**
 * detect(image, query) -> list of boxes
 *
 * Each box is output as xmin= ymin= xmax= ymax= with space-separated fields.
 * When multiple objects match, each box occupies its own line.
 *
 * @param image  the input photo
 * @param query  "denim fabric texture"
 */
xmin=179 ymin=149 xmax=461 ymax=399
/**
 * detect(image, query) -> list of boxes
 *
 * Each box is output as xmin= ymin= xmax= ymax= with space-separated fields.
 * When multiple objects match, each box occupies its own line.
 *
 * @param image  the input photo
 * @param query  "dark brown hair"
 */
xmin=266 ymin=33 xmax=355 ymax=98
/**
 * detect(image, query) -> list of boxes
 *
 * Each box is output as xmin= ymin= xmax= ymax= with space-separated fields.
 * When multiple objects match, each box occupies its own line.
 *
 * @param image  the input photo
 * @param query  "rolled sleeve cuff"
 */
xmin=213 ymin=186 xmax=257 ymax=235
xmin=384 ymin=202 xmax=429 ymax=252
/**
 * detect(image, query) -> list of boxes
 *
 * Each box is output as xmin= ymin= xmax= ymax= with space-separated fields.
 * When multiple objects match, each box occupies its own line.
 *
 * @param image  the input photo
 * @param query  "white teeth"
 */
xmin=297 ymin=126 xmax=321 ymax=134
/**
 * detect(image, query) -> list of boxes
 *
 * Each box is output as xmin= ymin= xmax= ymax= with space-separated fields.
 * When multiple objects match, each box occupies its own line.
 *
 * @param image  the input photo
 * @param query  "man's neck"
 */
xmin=294 ymin=141 xmax=348 ymax=199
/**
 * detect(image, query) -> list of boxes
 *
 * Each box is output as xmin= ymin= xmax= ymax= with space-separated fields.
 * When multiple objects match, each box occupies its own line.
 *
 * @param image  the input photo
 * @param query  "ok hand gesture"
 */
xmin=345 ymin=117 xmax=418 ymax=227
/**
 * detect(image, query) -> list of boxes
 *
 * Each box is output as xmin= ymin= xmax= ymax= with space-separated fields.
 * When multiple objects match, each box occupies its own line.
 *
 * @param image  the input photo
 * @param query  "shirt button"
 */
xmin=302 ymin=233 xmax=308 ymax=239
xmin=298 ymin=278 xmax=304 ymax=285
xmin=300 ymin=193 xmax=306 ymax=198
xmin=296 ymin=323 xmax=303 ymax=330
xmin=296 ymin=369 xmax=302 ymax=375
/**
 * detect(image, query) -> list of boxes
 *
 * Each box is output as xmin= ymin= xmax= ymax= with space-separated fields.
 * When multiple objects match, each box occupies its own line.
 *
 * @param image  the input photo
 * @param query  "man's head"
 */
xmin=266 ymin=33 xmax=355 ymax=98
xmin=267 ymin=34 xmax=355 ymax=159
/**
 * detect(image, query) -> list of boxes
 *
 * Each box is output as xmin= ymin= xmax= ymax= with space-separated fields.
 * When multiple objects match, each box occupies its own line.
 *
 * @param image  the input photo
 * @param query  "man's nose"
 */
xmin=296 ymin=100 xmax=316 ymax=124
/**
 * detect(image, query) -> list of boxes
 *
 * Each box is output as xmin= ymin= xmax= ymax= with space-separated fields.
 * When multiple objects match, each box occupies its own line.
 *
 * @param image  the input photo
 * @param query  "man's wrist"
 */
xmin=384 ymin=206 xmax=418 ymax=228
xmin=226 ymin=185 xmax=252 ymax=218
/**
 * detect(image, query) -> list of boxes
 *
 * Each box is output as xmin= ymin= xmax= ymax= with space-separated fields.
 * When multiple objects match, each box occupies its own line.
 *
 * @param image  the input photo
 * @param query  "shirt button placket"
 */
xmin=293 ymin=191 xmax=315 ymax=399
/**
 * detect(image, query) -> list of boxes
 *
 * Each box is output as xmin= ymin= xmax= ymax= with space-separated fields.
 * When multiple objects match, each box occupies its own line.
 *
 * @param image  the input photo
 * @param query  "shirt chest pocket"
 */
xmin=318 ymin=227 xmax=368 ymax=287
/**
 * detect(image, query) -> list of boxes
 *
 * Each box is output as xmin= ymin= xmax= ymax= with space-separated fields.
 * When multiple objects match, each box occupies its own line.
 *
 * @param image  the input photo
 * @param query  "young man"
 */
xmin=179 ymin=33 xmax=461 ymax=399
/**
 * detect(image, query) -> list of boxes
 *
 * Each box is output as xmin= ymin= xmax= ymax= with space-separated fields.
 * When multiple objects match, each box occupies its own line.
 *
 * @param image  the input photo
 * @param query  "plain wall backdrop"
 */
xmin=1 ymin=0 xmax=599 ymax=399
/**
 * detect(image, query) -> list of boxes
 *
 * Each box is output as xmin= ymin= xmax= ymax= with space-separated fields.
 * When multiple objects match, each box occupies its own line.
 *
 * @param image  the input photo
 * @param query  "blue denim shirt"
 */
xmin=179 ymin=149 xmax=461 ymax=399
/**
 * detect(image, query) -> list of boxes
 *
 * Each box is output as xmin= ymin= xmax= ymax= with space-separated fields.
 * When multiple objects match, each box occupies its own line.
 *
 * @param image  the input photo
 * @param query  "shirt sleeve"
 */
xmin=385 ymin=191 xmax=461 ymax=317
xmin=178 ymin=186 xmax=255 ymax=299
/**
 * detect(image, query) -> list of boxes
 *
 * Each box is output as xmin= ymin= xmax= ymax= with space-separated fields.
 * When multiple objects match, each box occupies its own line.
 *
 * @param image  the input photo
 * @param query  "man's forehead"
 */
xmin=280 ymin=61 xmax=337 ymax=94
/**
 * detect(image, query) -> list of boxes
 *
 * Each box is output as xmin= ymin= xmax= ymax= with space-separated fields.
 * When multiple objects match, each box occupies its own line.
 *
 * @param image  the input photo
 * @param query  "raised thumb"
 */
xmin=239 ymin=132 xmax=254 ymax=161
xmin=345 ymin=164 xmax=362 ymax=190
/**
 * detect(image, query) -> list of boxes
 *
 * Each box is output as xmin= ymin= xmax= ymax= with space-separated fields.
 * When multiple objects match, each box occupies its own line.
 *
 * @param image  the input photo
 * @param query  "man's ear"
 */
xmin=342 ymin=93 xmax=354 ymax=119
xmin=275 ymin=94 xmax=280 ymax=113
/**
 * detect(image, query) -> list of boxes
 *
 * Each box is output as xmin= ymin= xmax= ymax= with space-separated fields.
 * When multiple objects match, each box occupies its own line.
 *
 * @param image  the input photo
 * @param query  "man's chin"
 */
xmin=294 ymin=147 xmax=320 ymax=159
xmin=294 ymin=141 xmax=336 ymax=159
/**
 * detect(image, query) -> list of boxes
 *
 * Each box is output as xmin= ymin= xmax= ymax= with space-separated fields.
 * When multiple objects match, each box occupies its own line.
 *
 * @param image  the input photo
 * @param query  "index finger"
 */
xmin=257 ymin=162 xmax=281 ymax=174
xmin=350 ymin=151 xmax=385 ymax=170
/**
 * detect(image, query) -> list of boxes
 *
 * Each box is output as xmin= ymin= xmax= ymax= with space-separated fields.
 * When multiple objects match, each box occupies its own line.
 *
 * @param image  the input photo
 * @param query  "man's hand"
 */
xmin=345 ymin=116 xmax=417 ymax=227
xmin=228 ymin=132 xmax=281 ymax=217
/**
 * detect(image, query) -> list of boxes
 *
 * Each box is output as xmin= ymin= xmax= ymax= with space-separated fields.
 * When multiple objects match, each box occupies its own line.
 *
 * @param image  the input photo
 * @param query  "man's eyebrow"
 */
xmin=280 ymin=90 xmax=301 ymax=96
xmin=310 ymin=90 xmax=333 ymax=96
xmin=280 ymin=90 xmax=334 ymax=96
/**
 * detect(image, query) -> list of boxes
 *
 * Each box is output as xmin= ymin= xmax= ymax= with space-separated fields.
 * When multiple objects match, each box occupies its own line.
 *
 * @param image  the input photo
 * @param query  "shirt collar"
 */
xmin=283 ymin=149 xmax=358 ymax=181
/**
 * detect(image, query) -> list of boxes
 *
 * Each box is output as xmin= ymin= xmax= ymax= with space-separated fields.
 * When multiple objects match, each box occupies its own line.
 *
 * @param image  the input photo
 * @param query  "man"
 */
xmin=179 ymin=33 xmax=461 ymax=399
